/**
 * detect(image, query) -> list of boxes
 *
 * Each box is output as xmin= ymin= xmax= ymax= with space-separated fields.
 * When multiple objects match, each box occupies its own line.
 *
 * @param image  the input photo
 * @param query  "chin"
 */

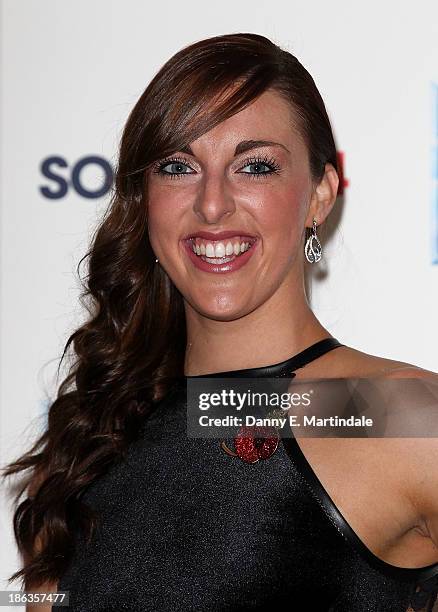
xmin=186 ymin=292 xmax=253 ymax=322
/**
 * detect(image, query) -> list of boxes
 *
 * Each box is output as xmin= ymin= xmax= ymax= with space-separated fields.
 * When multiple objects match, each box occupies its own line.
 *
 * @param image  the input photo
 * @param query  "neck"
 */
xmin=183 ymin=278 xmax=330 ymax=376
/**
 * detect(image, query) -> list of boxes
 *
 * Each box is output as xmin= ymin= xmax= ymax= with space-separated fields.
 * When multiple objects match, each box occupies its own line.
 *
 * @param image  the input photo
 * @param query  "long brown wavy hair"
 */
xmin=1 ymin=32 xmax=338 ymax=587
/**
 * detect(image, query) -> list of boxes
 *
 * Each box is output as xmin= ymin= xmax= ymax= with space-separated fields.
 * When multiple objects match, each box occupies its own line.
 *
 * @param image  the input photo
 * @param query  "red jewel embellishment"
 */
xmin=220 ymin=425 xmax=279 ymax=463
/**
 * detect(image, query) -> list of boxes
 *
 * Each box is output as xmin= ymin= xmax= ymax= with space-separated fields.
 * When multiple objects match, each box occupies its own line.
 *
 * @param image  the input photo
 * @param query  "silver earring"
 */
xmin=155 ymin=257 xmax=159 ymax=263
xmin=304 ymin=218 xmax=322 ymax=263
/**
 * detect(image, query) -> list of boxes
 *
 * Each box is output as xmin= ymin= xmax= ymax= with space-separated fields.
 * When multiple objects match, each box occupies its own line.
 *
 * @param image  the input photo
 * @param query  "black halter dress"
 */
xmin=53 ymin=337 xmax=438 ymax=612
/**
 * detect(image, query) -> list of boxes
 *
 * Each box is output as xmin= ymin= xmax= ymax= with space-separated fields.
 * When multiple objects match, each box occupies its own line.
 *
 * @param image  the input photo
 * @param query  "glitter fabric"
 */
xmin=232 ymin=425 xmax=279 ymax=463
xmin=52 ymin=338 xmax=438 ymax=612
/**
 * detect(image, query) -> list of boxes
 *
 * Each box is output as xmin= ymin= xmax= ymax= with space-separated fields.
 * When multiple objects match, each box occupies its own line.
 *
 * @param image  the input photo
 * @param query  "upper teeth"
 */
xmin=191 ymin=237 xmax=253 ymax=258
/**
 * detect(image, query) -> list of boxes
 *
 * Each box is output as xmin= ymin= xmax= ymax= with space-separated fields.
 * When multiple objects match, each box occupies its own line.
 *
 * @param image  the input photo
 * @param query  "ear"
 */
xmin=305 ymin=163 xmax=339 ymax=228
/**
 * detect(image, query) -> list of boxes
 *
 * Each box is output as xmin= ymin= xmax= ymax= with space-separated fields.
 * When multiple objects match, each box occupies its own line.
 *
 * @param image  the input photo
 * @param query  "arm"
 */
xmin=384 ymin=367 xmax=438 ymax=559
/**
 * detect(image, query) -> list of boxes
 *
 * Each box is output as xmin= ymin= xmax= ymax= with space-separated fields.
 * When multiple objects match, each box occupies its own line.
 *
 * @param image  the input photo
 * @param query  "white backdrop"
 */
xmin=1 ymin=0 xmax=438 ymax=598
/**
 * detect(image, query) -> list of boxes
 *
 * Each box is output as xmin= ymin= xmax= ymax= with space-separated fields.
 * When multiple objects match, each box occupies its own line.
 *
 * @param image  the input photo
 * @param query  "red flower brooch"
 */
xmin=220 ymin=424 xmax=279 ymax=463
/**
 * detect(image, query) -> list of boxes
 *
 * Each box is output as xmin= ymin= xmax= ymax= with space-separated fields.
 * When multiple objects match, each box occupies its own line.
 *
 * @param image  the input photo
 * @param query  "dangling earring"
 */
xmin=304 ymin=218 xmax=322 ymax=263
xmin=155 ymin=257 xmax=159 ymax=263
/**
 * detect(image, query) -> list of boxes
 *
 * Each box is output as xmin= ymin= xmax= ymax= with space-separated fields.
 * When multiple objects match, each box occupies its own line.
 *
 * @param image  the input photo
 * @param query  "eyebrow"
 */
xmin=180 ymin=139 xmax=290 ymax=156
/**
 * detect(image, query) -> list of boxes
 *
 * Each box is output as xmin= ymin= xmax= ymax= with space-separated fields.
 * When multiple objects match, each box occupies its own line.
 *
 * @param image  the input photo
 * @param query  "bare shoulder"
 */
xmin=328 ymin=347 xmax=438 ymax=545
xmin=297 ymin=343 xmax=438 ymax=380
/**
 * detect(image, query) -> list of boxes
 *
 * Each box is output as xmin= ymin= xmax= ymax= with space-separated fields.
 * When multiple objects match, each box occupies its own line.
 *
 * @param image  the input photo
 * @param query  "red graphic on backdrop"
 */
xmin=337 ymin=151 xmax=349 ymax=196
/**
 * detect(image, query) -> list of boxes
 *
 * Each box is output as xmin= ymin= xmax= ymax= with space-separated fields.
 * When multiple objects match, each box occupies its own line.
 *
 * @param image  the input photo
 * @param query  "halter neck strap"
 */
xmin=187 ymin=337 xmax=344 ymax=378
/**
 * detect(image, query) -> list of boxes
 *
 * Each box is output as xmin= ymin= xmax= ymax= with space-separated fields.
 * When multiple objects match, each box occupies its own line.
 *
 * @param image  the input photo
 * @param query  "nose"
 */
xmin=193 ymin=171 xmax=236 ymax=224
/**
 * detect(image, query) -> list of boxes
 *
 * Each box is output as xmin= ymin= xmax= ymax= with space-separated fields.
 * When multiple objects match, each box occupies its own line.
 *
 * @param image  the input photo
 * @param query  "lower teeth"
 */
xmin=201 ymin=255 xmax=236 ymax=264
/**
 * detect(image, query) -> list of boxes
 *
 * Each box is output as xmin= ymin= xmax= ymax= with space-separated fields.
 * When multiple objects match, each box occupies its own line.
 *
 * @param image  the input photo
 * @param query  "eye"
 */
xmin=237 ymin=155 xmax=281 ymax=179
xmin=151 ymin=153 xmax=281 ymax=180
xmin=152 ymin=156 xmax=195 ymax=179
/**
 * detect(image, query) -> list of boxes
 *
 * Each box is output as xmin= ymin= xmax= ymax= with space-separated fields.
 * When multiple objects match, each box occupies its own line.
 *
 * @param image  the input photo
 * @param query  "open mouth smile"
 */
xmin=182 ymin=232 xmax=259 ymax=274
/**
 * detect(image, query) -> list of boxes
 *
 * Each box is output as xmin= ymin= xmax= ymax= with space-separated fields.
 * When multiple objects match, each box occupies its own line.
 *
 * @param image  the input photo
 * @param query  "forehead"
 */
xmin=189 ymin=89 xmax=306 ymax=154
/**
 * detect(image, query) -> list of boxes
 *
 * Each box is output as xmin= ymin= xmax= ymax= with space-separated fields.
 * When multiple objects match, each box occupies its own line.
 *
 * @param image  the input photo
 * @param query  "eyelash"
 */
xmin=151 ymin=154 xmax=282 ymax=180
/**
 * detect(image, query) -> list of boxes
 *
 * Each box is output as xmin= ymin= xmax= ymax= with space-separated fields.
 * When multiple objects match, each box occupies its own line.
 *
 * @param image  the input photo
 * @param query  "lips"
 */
xmin=180 ymin=228 xmax=259 ymax=274
xmin=182 ymin=230 xmax=257 ymax=241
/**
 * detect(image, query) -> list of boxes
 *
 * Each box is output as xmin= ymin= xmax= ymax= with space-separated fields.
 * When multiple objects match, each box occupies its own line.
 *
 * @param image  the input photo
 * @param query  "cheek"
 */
xmin=259 ymin=185 xmax=307 ymax=249
xmin=147 ymin=205 xmax=169 ymax=251
xmin=146 ymin=184 xmax=186 ymax=253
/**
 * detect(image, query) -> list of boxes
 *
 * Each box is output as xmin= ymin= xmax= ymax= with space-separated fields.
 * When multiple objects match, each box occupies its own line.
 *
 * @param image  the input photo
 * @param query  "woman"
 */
xmin=2 ymin=32 xmax=438 ymax=612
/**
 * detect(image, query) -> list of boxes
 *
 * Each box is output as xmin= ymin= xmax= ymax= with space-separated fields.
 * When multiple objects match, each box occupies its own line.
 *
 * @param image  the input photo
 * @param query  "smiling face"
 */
xmin=146 ymin=88 xmax=336 ymax=322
